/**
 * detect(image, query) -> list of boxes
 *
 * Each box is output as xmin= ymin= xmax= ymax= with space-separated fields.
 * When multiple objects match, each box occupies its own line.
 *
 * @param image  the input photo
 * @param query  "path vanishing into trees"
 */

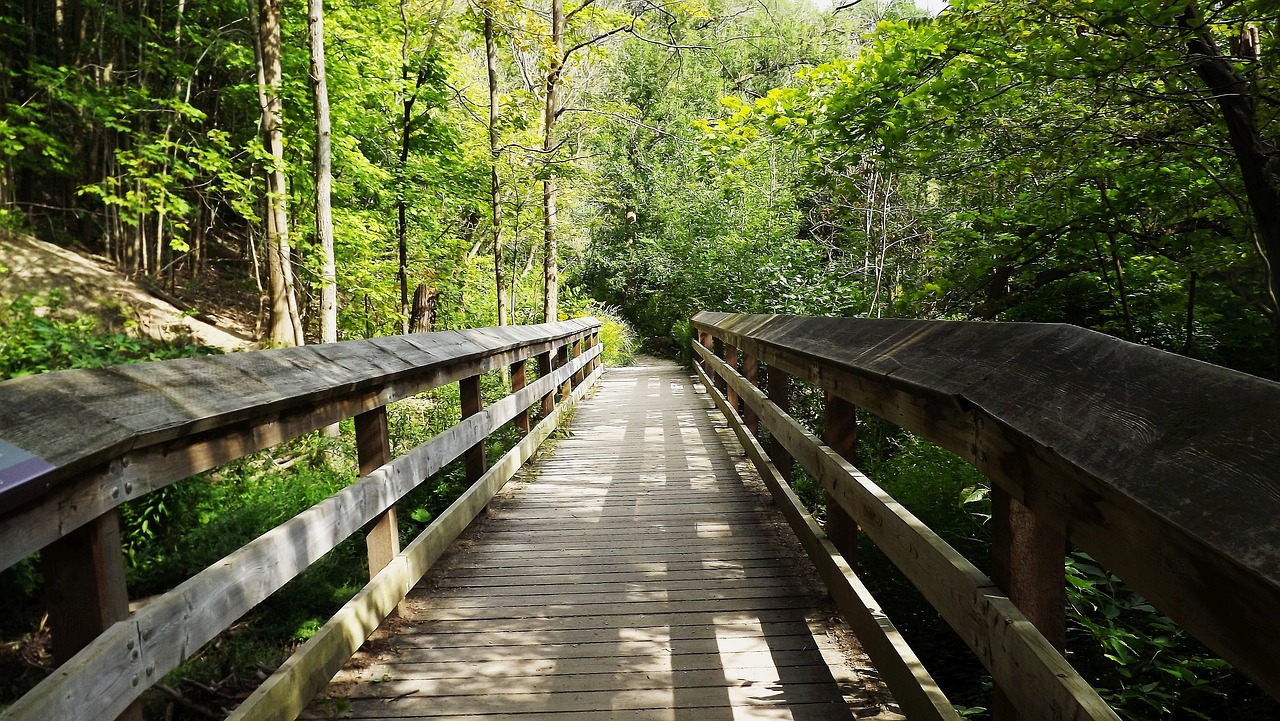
xmin=1 ymin=314 xmax=1278 ymax=721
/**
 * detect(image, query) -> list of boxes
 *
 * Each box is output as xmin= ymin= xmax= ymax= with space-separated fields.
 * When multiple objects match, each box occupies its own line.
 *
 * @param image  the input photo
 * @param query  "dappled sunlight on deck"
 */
xmin=306 ymin=358 xmax=898 ymax=720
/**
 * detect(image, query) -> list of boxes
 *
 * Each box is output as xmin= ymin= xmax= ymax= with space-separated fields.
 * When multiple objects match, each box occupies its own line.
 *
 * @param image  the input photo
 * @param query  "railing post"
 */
xmin=538 ymin=350 xmax=554 ymax=416
xmin=697 ymin=329 xmax=712 ymax=379
xmin=725 ymin=343 xmax=740 ymax=415
xmin=460 ymin=374 xmax=487 ymax=483
xmin=823 ymin=392 xmax=860 ymax=563
xmin=42 ymin=511 xmax=144 ymax=721
xmin=711 ymin=337 xmax=728 ymax=394
xmin=572 ymin=336 xmax=584 ymax=387
xmin=992 ymin=486 xmax=1066 ymax=720
xmin=511 ymin=358 xmax=530 ymax=435
xmin=557 ymin=341 xmax=571 ymax=401
xmin=742 ymin=352 xmax=761 ymax=440
xmin=591 ymin=328 xmax=601 ymax=372
xmin=766 ymin=365 xmax=793 ymax=481
xmin=356 ymin=407 xmax=399 ymax=580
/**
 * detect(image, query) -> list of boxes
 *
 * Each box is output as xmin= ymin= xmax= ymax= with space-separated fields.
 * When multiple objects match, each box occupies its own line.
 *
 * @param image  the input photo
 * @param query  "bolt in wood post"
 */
xmin=356 ymin=407 xmax=399 ymax=581
xmin=823 ymin=392 xmax=860 ymax=563
xmin=766 ymin=366 xmax=793 ymax=481
xmin=42 ymin=510 xmax=144 ymax=721
xmin=742 ymin=352 xmax=761 ymax=440
xmin=537 ymin=350 xmax=554 ymax=416
xmin=557 ymin=342 xmax=571 ymax=401
xmin=511 ymin=358 xmax=530 ymax=435
xmin=991 ymin=485 xmax=1067 ymax=720
xmin=461 ymin=374 xmax=487 ymax=484
xmin=725 ymin=343 xmax=740 ymax=415
xmin=572 ymin=336 xmax=584 ymax=387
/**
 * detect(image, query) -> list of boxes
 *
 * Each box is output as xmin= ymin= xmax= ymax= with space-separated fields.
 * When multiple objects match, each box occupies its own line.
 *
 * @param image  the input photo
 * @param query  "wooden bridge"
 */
xmin=0 ymin=313 xmax=1277 ymax=720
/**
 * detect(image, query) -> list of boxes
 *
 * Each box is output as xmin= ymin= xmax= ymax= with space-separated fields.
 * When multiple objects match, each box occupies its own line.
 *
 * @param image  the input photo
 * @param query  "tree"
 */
xmin=540 ymin=0 xmax=565 ymax=322
xmin=257 ymin=0 xmax=304 ymax=346
xmin=484 ymin=8 xmax=508 ymax=326
xmin=309 ymin=0 xmax=338 ymax=345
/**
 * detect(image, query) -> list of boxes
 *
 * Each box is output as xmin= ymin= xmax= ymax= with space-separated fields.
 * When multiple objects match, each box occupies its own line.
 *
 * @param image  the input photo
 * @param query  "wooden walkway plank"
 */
xmin=309 ymin=359 xmax=902 ymax=721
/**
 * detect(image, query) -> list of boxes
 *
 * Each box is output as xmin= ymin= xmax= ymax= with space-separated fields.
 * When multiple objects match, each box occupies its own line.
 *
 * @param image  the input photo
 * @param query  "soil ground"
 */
xmin=0 ymin=230 xmax=256 ymax=351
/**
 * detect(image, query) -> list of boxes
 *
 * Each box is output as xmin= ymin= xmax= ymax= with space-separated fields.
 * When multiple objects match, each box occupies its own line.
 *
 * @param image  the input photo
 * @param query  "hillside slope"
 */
xmin=0 ymin=232 xmax=255 ymax=352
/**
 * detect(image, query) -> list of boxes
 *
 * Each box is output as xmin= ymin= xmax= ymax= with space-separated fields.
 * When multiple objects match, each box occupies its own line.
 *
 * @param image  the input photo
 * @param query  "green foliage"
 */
xmin=1063 ymin=554 xmax=1244 ymax=720
xmin=557 ymin=296 xmax=639 ymax=366
xmin=592 ymin=304 xmax=639 ymax=367
xmin=0 ymin=292 xmax=218 ymax=379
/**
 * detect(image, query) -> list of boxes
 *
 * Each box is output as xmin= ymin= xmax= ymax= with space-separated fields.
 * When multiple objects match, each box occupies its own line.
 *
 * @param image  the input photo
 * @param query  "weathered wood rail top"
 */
xmin=692 ymin=311 xmax=1280 ymax=714
xmin=0 ymin=319 xmax=602 ymax=721
xmin=0 ymin=318 xmax=598 ymax=514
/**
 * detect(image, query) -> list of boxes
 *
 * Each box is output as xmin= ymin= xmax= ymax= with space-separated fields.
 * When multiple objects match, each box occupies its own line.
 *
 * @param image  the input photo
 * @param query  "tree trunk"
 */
xmin=486 ymin=12 xmax=507 ymax=327
xmin=1106 ymin=232 xmax=1134 ymax=340
xmin=541 ymin=0 xmax=563 ymax=323
xmin=397 ymin=0 xmax=414 ymax=334
xmin=309 ymin=0 xmax=337 ymax=345
xmin=409 ymin=283 xmax=437 ymax=333
xmin=1181 ymin=2 xmax=1280 ymax=372
xmin=258 ymin=0 xmax=303 ymax=346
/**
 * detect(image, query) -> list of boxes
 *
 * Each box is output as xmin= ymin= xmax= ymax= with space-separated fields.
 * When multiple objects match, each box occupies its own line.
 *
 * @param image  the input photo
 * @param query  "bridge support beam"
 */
xmin=357 ymin=407 xmax=400 ymax=589
xmin=571 ymin=338 xmax=584 ymax=387
xmin=538 ymin=351 xmax=554 ymax=416
xmin=697 ymin=330 xmax=712 ymax=379
xmin=511 ymin=359 xmax=530 ymax=435
xmin=741 ymin=352 xmax=760 ymax=440
xmin=557 ymin=344 xmax=571 ymax=401
xmin=461 ymin=375 xmax=487 ymax=483
xmin=823 ymin=392 xmax=860 ymax=564
xmin=992 ymin=486 xmax=1066 ymax=720
xmin=43 ymin=510 xmax=144 ymax=721
xmin=766 ymin=367 xmax=793 ymax=481
xmin=711 ymin=337 xmax=728 ymax=395
xmin=725 ymin=344 xmax=740 ymax=416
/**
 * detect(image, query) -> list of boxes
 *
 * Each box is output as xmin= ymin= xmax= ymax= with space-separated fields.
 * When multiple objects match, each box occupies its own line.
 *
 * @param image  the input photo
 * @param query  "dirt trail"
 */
xmin=0 ymin=231 xmax=256 ymax=351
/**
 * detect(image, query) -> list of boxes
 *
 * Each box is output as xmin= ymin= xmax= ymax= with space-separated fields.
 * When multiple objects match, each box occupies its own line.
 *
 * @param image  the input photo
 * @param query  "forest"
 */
xmin=1 ymin=0 xmax=1278 ymax=717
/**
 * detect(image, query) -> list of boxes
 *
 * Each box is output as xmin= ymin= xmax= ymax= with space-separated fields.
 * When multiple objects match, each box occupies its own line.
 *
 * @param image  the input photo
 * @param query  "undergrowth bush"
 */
xmin=590 ymin=303 xmax=638 ymax=366
xmin=561 ymin=298 xmax=639 ymax=366
xmin=0 ymin=291 xmax=217 ymax=379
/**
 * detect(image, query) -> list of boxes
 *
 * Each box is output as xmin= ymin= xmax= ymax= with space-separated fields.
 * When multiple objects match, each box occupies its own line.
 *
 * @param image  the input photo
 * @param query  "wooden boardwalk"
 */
xmin=308 ymin=358 xmax=900 ymax=721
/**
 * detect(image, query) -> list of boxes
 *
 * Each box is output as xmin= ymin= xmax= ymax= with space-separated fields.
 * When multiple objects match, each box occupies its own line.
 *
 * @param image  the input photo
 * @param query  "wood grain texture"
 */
xmin=693 ymin=312 xmax=1280 ymax=701
xmin=698 ymin=343 xmax=1117 ymax=721
xmin=460 ymin=375 xmax=487 ymax=483
xmin=694 ymin=360 xmax=958 ymax=721
xmin=0 ymin=345 xmax=601 ymax=721
xmin=225 ymin=365 xmax=604 ymax=721
xmin=0 ymin=320 xmax=599 ymax=570
xmin=304 ymin=359 xmax=901 ymax=721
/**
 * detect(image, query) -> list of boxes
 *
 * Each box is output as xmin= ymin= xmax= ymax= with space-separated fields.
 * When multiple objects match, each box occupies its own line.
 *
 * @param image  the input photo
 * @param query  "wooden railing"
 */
xmin=0 ymin=318 xmax=603 ymax=721
xmin=691 ymin=311 xmax=1280 ymax=721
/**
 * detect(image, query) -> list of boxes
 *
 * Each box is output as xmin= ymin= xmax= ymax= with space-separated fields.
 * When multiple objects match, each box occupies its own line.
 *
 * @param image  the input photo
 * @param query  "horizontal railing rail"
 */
xmin=692 ymin=311 xmax=1280 ymax=719
xmin=0 ymin=319 xmax=603 ymax=721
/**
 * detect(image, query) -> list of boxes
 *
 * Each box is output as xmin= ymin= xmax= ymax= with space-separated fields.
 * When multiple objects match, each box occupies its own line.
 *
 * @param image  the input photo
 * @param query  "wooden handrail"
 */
xmin=692 ymin=311 xmax=1280 ymax=716
xmin=0 ymin=320 xmax=603 ymax=721
xmin=691 ymin=358 xmax=962 ymax=721
xmin=0 ymin=318 xmax=597 ymax=568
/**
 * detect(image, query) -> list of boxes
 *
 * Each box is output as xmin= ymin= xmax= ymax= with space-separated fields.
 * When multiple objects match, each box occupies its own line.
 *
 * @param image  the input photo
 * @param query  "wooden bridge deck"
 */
xmin=307 ymin=358 xmax=900 ymax=721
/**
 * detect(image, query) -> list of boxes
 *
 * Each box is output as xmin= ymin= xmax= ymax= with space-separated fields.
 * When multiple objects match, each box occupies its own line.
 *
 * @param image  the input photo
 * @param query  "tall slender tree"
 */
xmin=485 ymin=9 xmax=508 ymax=326
xmin=309 ymin=0 xmax=338 ymax=345
xmin=541 ymin=0 xmax=564 ymax=323
xmin=257 ymin=0 xmax=303 ymax=345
